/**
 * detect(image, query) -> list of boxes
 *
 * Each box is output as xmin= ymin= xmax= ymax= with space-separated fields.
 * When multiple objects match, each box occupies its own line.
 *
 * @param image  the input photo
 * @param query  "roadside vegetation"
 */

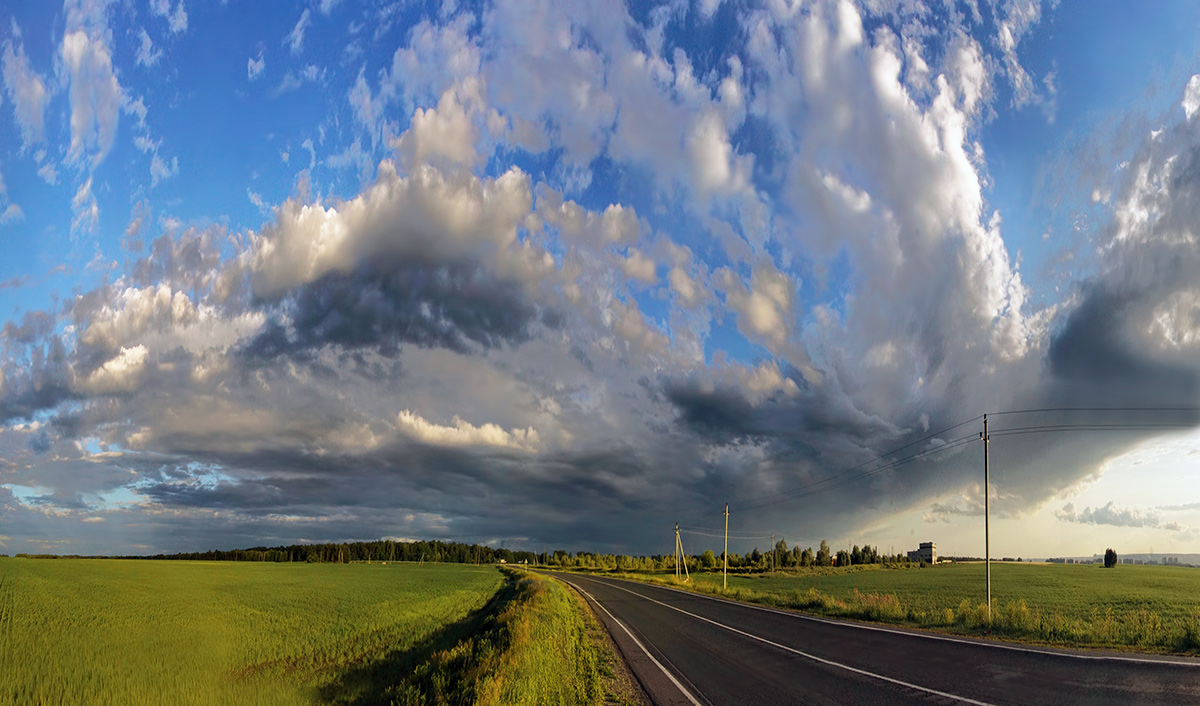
xmin=582 ymin=562 xmax=1200 ymax=654
xmin=0 ymin=557 xmax=629 ymax=705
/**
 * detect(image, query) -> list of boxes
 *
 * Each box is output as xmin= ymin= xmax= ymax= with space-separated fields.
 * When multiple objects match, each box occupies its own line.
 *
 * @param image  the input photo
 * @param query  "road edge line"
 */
xmin=597 ymin=578 xmax=996 ymax=706
xmin=553 ymin=574 xmax=705 ymax=706
xmin=612 ymin=576 xmax=1200 ymax=667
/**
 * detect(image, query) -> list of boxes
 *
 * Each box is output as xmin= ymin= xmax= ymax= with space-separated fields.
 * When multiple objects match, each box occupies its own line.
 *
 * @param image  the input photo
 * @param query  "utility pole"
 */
xmin=675 ymin=523 xmax=680 ymax=580
xmin=771 ymin=532 xmax=775 ymax=572
xmin=723 ymin=503 xmax=730 ymax=590
xmin=675 ymin=524 xmax=690 ymax=582
xmin=981 ymin=414 xmax=991 ymax=619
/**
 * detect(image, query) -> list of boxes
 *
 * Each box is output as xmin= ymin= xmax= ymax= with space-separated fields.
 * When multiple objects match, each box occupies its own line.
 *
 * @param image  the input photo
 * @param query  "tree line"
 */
xmin=102 ymin=537 xmax=912 ymax=571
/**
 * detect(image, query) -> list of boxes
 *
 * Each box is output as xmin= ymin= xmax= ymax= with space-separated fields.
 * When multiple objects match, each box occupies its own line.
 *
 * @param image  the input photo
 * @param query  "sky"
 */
xmin=2 ymin=0 xmax=1200 ymax=559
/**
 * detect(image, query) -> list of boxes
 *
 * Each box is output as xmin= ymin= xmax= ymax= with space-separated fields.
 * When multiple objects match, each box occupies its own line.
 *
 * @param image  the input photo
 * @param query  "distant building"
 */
xmin=907 ymin=541 xmax=937 ymax=564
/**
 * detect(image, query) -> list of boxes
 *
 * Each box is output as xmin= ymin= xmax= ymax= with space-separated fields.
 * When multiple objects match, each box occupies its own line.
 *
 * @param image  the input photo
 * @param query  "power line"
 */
xmin=987 ymin=406 xmax=1200 ymax=416
xmin=989 ymin=423 xmax=1196 ymax=438
xmin=722 ymin=407 xmax=1199 ymax=513
xmin=738 ymin=431 xmax=980 ymax=510
xmin=736 ymin=415 xmax=983 ymax=507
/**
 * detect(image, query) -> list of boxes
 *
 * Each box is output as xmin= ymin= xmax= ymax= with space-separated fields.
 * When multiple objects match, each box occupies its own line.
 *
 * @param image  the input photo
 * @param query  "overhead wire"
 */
xmin=735 ymin=414 xmax=983 ymax=507
xmin=677 ymin=406 xmax=1200 ymax=539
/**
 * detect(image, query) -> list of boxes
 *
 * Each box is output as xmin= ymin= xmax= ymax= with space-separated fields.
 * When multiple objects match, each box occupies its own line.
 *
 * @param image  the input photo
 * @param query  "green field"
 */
xmin=0 ymin=558 xmax=615 ymax=706
xmin=612 ymin=562 xmax=1200 ymax=653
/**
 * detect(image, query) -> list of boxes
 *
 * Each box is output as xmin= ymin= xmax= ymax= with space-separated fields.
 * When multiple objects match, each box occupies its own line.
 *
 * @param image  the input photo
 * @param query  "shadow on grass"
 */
xmin=318 ymin=572 xmax=524 ymax=706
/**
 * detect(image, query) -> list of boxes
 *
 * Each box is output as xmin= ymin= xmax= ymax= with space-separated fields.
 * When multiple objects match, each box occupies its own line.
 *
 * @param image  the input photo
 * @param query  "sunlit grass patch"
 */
xmin=603 ymin=562 xmax=1200 ymax=653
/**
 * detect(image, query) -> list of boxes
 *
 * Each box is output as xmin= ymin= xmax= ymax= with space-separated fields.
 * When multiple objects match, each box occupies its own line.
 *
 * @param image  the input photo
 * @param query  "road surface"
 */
xmin=549 ymin=572 xmax=1200 ymax=706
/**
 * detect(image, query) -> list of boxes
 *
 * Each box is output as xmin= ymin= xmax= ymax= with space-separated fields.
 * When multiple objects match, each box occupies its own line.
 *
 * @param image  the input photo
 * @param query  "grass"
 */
xmin=0 ymin=558 xmax=620 ymax=706
xmin=596 ymin=562 xmax=1200 ymax=654
xmin=349 ymin=569 xmax=611 ymax=706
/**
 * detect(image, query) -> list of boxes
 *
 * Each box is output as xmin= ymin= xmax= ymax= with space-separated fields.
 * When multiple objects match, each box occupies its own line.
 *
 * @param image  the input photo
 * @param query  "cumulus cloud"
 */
xmin=397 ymin=410 xmax=539 ymax=451
xmin=719 ymin=262 xmax=795 ymax=351
xmin=1055 ymin=501 xmax=1186 ymax=532
xmin=82 ymin=345 xmax=149 ymax=394
xmin=7 ymin=1 xmax=1200 ymax=557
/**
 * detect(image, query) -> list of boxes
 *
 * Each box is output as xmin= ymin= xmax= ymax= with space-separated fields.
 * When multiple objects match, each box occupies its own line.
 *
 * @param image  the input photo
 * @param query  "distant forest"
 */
xmin=49 ymin=537 xmax=914 ymax=571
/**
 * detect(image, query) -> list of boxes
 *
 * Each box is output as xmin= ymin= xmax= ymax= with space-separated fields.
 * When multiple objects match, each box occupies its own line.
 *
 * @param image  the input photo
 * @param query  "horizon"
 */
xmin=3 ymin=1 xmax=1200 ymax=559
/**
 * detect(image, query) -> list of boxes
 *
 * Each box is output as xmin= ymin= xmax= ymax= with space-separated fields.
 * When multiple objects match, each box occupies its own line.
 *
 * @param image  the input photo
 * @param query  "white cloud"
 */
xmin=150 ymin=0 xmax=187 ymax=34
xmin=247 ymin=53 xmax=265 ymax=81
xmin=149 ymin=153 xmax=178 ymax=187
xmin=719 ymin=262 xmax=795 ymax=350
xmin=620 ymin=248 xmax=656 ymax=284
xmin=81 ymin=284 xmax=198 ymax=350
xmin=247 ymin=160 xmax=540 ymax=296
xmin=1055 ymin=501 xmax=1186 ymax=532
xmin=83 ymin=345 xmax=149 ymax=394
xmin=2 ymin=39 xmax=49 ymax=148
xmin=392 ymin=81 xmax=483 ymax=170
xmin=669 ymin=266 xmax=700 ymax=307
xmin=0 ymin=204 xmax=23 ymax=225
xmin=397 ymin=409 xmax=539 ymax=451
xmin=135 ymin=28 xmax=160 ymax=66
xmin=36 ymin=155 xmax=57 ymax=185
xmin=71 ymin=177 xmax=99 ymax=234
xmin=60 ymin=25 xmax=123 ymax=167
xmin=134 ymin=134 xmax=178 ymax=187
xmin=286 ymin=9 xmax=312 ymax=55
xmin=1183 ymin=75 xmax=1200 ymax=121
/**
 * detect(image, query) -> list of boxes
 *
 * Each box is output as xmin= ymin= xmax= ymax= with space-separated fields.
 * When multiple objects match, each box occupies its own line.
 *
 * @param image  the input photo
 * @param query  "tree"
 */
xmin=817 ymin=540 xmax=831 ymax=566
xmin=701 ymin=550 xmax=717 ymax=569
xmin=1104 ymin=548 xmax=1118 ymax=568
xmin=800 ymin=547 xmax=814 ymax=567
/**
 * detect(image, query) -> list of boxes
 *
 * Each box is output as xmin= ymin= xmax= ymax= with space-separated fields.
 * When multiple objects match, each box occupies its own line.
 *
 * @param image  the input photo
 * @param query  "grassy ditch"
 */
xmin=351 ymin=569 xmax=613 ymax=706
xmin=584 ymin=563 xmax=1200 ymax=654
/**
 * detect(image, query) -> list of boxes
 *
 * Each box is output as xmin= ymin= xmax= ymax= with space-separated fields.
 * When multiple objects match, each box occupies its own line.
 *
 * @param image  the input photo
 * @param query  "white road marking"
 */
xmin=628 ymin=577 xmax=1200 ymax=667
xmin=557 ymin=575 xmax=705 ymax=706
xmin=584 ymin=575 xmax=999 ymax=706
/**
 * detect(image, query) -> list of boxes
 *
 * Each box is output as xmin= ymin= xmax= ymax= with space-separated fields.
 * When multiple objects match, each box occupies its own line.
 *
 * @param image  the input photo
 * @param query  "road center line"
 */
xmin=591 ymin=576 xmax=999 ymax=706
xmin=632 ymin=578 xmax=1200 ymax=667
xmin=557 ymin=575 xmax=706 ymax=706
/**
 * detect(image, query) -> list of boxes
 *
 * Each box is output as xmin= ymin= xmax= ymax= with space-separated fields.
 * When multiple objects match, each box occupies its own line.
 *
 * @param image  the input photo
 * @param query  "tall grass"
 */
xmin=374 ymin=571 xmax=606 ymax=706
xmin=603 ymin=563 xmax=1200 ymax=653
xmin=1 ymin=559 xmax=617 ymax=706
xmin=0 ymin=558 xmax=503 ymax=705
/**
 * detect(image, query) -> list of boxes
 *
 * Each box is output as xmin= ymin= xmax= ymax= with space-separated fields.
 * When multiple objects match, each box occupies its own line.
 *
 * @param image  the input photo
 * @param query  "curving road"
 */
xmin=548 ymin=572 xmax=1200 ymax=706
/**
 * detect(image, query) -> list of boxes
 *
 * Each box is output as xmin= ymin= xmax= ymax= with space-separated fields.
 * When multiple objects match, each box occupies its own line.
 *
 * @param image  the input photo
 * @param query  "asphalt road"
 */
xmin=548 ymin=572 xmax=1200 ymax=706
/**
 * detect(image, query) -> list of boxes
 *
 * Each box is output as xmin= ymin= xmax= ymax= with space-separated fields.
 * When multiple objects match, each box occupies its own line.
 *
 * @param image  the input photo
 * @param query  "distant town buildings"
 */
xmin=907 ymin=541 xmax=937 ymax=564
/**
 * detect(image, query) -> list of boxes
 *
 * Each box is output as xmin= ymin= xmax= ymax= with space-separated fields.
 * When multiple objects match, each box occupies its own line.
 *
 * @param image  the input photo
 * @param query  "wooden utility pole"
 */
xmin=675 ymin=523 xmax=680 ymax=580
xmin=982 ymin=414 xmax=991 ymax=619
xmin=723 ymin=504 xmax=730 ymax=590
xmin=771 ymin=533 xmax=775 ymax=572
xmin=674 ymin=524 xmax=690 ymax=582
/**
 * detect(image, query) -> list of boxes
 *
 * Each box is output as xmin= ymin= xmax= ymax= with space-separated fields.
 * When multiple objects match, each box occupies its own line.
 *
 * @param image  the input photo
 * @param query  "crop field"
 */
xmin=0 ymin=558 xmax=614 ymax=706
xmin=613 ymin=562 xmax=1200 ymax=652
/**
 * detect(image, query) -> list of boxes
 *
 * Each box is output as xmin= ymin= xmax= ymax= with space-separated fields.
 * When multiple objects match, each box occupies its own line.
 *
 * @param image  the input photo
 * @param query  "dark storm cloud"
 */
xmin=241 ymin=260 xmax=549 ymax=361
xmin=0 ymin=337 xmax=76 ymax=424
xmin=125 ymin=434 xmax=706 ymax=554
xmin=663 ymin=374 xmax=898 ymax=449
xmin=1 ymin=310 xmax=54 ymax=344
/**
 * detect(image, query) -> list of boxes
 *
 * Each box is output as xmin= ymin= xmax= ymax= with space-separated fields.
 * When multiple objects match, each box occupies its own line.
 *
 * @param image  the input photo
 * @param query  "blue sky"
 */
xmin=2 ymin=0 xmax=1200 ymax=558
